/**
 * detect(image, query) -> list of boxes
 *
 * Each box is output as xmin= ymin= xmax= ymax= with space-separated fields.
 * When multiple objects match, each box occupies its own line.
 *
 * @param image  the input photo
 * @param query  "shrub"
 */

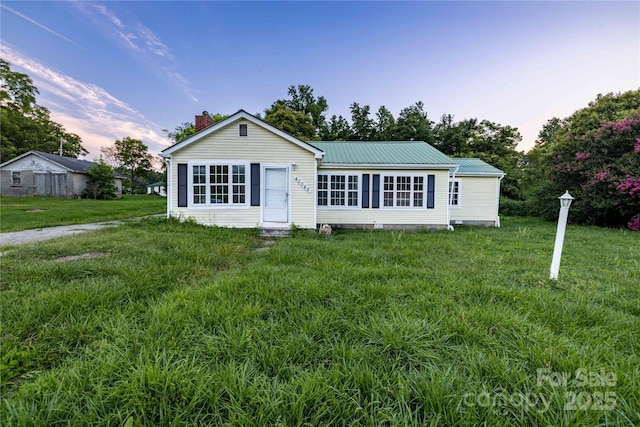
xmin=84 ymin=160 xmax=118 ymax=199
xmin=499 ymin=197 xmax=527 ymax=216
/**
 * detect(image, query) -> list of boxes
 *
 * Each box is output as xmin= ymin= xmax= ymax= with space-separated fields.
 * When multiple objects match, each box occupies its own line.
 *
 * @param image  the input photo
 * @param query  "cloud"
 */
xmin=91 ymin=4 xmax=123 ymax=28
xmin=136 ymin=24 xmax=174 ymax=60
xmin=1 ymin=45 xmax=171 ymax=160
xmin=1 ymin=4 xmax=81 ymax=47
xmin=161 ymin=67 xmax=199 ymax=102
xmin=72 ymin=2 xmax=197 ymax=103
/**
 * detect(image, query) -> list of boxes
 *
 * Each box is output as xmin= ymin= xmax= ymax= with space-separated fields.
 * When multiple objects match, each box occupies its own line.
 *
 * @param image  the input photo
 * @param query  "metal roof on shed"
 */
xmin=310 ymin=141 xmax=455 ymax=166
xmin=451 ymin=158 xmax=504 ymax=175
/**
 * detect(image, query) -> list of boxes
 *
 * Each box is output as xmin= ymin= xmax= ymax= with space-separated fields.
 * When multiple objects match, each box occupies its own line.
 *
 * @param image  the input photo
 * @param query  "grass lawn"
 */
xmin=0 ymin=217 xmax=638 ymax=426
xmin=0 ymin=195 xmax=167 ymax=232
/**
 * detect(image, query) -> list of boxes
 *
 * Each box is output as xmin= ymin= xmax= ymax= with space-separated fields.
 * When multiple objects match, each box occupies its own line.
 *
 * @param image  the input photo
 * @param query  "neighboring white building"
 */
xmin=147 ymin=181 xmax=167 ymax=196
xmin=160 ymin=110 xmax=504 ymax=231
xmin=0 ymin=151 xmax=123 ymax=198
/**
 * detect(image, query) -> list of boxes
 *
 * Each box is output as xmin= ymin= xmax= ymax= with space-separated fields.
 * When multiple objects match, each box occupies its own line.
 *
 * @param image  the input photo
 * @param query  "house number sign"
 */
xmin=294 ymin=176 xmax=312 ymax=193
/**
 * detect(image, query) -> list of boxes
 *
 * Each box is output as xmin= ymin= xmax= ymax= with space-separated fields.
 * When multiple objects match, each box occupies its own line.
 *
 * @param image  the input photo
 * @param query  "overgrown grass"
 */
xmin=1 ymin=217 xmax=638 ymax=426
xmin=0 ymin=195 xmax=166 ymax=232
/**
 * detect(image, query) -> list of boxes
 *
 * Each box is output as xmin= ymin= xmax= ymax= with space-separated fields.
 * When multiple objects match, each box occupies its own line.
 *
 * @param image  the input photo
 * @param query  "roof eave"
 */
xmin=161 ymin=110 xmax=324 ymax=159
xmin=455 ymin=171 xmax=505 ymax=177
xmin=0 ymin=150 xmax=75 ymax=172
xmin=319 ymin=162 xmax=458 ymax=170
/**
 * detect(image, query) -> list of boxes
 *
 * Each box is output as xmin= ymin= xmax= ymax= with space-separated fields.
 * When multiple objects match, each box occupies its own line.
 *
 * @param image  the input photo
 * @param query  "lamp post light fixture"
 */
xmin=550 ymin=191 xmax=574 ymax=280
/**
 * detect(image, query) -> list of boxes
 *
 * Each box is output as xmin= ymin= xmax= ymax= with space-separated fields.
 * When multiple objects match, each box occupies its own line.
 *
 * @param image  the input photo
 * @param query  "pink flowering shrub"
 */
xmin=628 ymin=215 xmax=640 ymax=232
xmin=547 ymin=112 xmax=640 ymax=228
xmin=618 ymin=175 xmax=640 ymax=198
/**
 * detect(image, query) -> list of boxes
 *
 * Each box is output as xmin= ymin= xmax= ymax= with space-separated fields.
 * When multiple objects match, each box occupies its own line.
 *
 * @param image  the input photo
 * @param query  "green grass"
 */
xmin=0 ymin=217 xmax=638 ymax=426
xmin=0 ymin=195 xmax=166 ymax=232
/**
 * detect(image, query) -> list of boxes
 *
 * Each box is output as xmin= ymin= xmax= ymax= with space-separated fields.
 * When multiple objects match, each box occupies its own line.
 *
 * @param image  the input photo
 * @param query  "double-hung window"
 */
xmin=383 ymin=175 xmax=424 ymax=208
xmin=11 ymin=171 xmax=21 ymax=186
xmin=449 ymin=180 xmax=460 ymax=207
xmin=317 ymin=173 xmax=359 ymax=207
xmin=191 ymin=163 xmax=247 ymax=206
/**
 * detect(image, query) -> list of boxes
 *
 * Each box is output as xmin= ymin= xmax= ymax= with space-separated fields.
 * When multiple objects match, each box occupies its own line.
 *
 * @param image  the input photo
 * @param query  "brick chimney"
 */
xmin=195 ymin=111 xmax=214 ymax=132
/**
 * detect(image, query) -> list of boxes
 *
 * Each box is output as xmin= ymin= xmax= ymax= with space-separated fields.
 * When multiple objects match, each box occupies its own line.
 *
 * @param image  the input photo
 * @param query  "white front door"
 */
xmin=263 ymin=167 xmax=289 ymax=223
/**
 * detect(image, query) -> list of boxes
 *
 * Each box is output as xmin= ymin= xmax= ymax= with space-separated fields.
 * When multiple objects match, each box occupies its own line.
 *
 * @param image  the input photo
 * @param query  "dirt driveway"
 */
xmin=0 ymin=220 xmax=126 ymax=247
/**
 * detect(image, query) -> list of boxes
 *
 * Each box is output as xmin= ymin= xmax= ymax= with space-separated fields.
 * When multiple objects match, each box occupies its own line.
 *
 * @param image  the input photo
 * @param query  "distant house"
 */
xmin=160 ymin=110 xmax=504 ymax=231
xmin=0 ymin=151 xmax=123 ymax=198
xmin=147 ymin=181 xmax=166 ymax=196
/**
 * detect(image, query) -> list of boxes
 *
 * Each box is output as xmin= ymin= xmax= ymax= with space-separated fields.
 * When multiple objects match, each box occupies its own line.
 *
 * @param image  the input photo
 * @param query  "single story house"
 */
xmin=147 ymin=181 xmax=167 ymax=196
xmin=160 ymin=110 xmax=504 ymax=231
xmin=0 ymin=151 xmax=123 ymax=198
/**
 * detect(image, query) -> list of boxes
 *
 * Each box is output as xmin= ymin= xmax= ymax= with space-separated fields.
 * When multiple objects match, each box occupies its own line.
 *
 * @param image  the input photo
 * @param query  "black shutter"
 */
xmin=362 ymin=174 xmax=370 ymax=208
xmin=427 ymin=174 xmax=435 ymax=209
xmin=178 ymin=163 xmax=188 ymax=207
xmin=372 ymin=174 xmax=380 ymax=208
xmin=251 ymin=163 xmax=260 ymax=206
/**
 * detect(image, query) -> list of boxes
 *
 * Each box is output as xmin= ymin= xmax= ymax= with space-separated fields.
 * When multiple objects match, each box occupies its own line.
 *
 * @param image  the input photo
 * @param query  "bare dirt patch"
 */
xmin=52 ymin=252 xmax=108 ymax=263
xmin=26 ymin=209 xmax=46 ymax=213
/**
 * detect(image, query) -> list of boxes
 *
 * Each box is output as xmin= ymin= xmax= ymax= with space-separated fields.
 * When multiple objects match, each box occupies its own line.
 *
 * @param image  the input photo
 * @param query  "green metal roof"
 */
xmin=310 ymin=141 xmax=455 ymax=166
xmin=451 ymin=158 xmax=504 ymax=175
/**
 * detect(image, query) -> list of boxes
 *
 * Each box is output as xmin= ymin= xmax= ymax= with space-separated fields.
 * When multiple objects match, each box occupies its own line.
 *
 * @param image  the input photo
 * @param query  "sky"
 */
xmin=1 ymin=1 xmax=638 ymax=161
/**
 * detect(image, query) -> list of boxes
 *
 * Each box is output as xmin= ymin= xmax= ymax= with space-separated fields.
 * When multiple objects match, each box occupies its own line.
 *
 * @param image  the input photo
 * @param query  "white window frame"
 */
xmin=317 ymin=172 xmax=360 ymax=208
xmin=187 ymin=161 xmax=250 ymax=208
xmin=381 ymin=173 xmax=426 ymax=209
xmin=11 ymin=171 xmax=22 ymax=186
xmin=449 ymin=179 xmax=461 ymax=208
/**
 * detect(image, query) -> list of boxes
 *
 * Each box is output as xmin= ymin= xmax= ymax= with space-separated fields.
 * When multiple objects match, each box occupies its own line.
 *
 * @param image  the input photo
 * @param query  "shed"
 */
xmin=0 ymin=151 xmax=123 ymax=198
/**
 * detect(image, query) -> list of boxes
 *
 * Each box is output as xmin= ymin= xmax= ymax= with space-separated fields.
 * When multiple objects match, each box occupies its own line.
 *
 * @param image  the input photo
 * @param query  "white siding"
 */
xmin=450 ymin=176 xmax=499 ymax=225
xmin=168 ymin=119 xmax=317 ymax=228
xmin=317 ymin=168 xmax=450 ymax=228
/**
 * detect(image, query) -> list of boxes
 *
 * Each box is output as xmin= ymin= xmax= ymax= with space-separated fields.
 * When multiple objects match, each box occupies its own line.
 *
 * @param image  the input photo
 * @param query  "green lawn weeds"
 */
xmin=0 ymin=195 xmax=166 ymax=232
xmin=0 ymin=217 xmax=638 ymax=426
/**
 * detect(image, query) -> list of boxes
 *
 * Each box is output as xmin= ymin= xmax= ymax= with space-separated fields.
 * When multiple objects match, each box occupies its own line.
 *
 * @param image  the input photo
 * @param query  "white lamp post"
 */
xmin=550 ymin=191 xmax=574 ymax=280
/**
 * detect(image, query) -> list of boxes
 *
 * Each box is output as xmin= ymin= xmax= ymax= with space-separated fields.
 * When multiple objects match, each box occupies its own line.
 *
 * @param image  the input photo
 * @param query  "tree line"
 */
xmin=2 ymin=59 xmax=638 ymax=228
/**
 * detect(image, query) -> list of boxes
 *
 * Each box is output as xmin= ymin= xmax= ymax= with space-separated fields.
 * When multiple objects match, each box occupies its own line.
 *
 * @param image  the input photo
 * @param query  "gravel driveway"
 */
xmin=0 ymin=220 xmax=125 ymax=246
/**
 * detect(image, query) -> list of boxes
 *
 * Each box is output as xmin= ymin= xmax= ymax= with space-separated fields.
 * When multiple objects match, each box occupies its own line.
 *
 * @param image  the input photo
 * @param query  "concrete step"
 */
xmin=259 ymin=228 xmax=290 ymax=237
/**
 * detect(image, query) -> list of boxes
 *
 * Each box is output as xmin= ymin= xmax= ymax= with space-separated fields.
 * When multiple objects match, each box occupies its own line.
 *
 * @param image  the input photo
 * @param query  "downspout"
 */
xmin=160 ymin=154 xmax=171 ymax=219
xmin=447 ymin=166 xmax=459 ymax=231
xmin=496 ymin=174 xmax=505 ymax=227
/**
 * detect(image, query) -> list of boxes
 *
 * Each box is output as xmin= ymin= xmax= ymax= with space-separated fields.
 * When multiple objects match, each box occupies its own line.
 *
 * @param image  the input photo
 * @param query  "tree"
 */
xmin=395 ymin=102 xmax=435 ymax=144
xmin=320 ymin=115 xmax=351 ymax=141
xmin=281 ymin=85 xmax=328 ymax=135
xmin=434 ymin=114 xmax=466 ymax=155
xmin=375 ymin=106 xmax=396 ymax=140
xmin=0 ymin=58 xmax=38 ymax=113
xmin=0 ymin=59 xmax=86 ymax=162
xmin=349 ymin=103 xmax=375 ymax=140
xmin=168 ymin=121 xmax=195 ymax=144
xmin=112 ymin=137 xmax=153 ymax=192
xmin=264 ymin=102 xmax=316 ymax=140
xmin=524 ymin=89 xmax=640 ymax=229
xmin=84 ymin=160 xmax=118 ymax=199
